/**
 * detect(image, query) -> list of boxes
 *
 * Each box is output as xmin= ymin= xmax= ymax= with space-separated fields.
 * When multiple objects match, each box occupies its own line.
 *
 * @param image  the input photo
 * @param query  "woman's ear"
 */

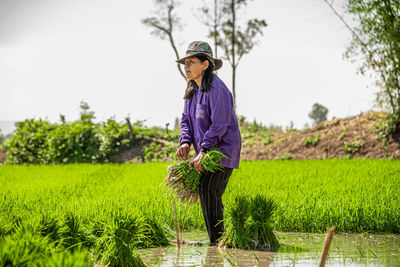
xmin=203 ymin=60 xmax=209 ymax=71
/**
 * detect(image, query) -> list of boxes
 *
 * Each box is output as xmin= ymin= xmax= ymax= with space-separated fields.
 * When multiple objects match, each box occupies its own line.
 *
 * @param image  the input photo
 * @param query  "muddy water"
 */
xmin=140 ymin=232 xmax=400 ymax=266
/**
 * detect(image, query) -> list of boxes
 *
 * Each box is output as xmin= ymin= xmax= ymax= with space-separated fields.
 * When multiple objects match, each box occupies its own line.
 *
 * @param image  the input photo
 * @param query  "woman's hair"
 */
xmin=183 ymin=55 xmax=215 ymax=100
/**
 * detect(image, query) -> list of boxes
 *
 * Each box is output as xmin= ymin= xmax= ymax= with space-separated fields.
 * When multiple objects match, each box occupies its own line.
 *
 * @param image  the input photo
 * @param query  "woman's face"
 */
xmin=184 ymin=56 xmax=209 ymax=84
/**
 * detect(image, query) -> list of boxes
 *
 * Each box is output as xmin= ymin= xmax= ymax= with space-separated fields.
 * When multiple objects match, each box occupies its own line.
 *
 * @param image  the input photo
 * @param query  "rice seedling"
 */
xmin=164 ymin=148 xmax=227 ymax=204
xmin=93 ymin=210 xmax=147 ymax=266
xmin=0 ymin=229 xmax=54 ymax=266
xmin=37 ymin=215 xmax=63 ymax=245
xmin=93 ymin=209 xmax=171 ymax=266
xmin=0 ymin=159 xmax=398 ymax=265
xmin=44 ymin=247 xmax=92 ymax=267
xmin=220 ymin=194 xmax=279 ymax=250
xmin=62 ymin=212 xmax=92 ymax=250
xmin=0 ymin=216 xmax=14 ymax=238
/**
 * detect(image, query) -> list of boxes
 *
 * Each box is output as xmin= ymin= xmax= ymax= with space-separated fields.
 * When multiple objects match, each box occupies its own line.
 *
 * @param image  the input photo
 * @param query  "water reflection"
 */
xmin=140 ymin=232 xmax=400 ymax=266
xmin=140 ymin=244 xmax=275 ymax=266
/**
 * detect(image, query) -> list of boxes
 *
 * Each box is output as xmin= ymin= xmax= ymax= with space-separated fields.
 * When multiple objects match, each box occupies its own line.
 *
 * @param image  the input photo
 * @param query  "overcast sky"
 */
xmin=0 ymin=0 xmax=377 ymax=134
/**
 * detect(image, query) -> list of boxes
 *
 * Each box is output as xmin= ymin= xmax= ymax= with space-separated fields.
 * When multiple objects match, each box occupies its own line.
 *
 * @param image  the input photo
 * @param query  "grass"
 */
xmin=0 ymin=159 xmax=399 ymax=264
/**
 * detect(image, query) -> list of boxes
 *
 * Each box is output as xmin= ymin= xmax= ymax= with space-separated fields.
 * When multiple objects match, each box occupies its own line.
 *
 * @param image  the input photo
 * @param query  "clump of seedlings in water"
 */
xmin=220 ymin=194 xmax=279 ymax=250
xmin=164 ymin=148 xmax=227 ymax=204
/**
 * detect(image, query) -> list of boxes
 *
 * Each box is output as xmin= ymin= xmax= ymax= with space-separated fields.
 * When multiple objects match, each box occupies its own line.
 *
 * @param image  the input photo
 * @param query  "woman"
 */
xmin=175 ymin=41 xmax=241 ymax=245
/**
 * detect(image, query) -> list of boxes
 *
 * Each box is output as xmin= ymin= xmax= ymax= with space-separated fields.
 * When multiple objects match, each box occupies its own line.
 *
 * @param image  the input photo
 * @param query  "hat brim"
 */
xmin=176 ymin=53 xmax=223 ymax=71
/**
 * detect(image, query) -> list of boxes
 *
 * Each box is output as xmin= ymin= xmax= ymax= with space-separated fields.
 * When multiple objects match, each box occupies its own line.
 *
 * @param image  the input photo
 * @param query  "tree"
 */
xmin=79 ymin=101 xmax=95 ymax=123
xmin=196 ymin=0 xmax=227 ymax=59
xmin=309 ymin=103 xmax=329 ymax=125
xmin=323 ymin=0 xmax=400 ymax=134
xmin=142 ymin=0 xmax=186 ymax=80
xmin=216 ymin=0 xmax=267 ymax=111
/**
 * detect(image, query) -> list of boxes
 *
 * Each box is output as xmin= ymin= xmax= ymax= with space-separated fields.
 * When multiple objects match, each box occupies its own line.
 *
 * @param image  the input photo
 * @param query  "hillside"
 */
xmin=241 ymin=111 xmax=400 ymax=160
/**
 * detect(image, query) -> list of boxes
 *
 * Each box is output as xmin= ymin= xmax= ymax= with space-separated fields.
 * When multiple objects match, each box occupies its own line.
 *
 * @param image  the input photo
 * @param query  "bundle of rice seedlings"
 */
xmin=93 ymin=210 xmax=147 ymax=267
xmin=220 ymin=194 xmax=279 ymax=250
xmin=164 ymin=148 xmax=227 ymax=204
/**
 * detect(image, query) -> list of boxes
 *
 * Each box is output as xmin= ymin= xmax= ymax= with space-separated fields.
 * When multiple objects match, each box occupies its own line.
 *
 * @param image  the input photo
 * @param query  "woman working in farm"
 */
xmin=175 ymin=41 xmax=241 ymax=245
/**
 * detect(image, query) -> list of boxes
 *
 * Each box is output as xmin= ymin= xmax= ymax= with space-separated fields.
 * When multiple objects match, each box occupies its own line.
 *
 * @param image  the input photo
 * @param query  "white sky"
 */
xmin=0 ymin=0 xmax=378 ymax=134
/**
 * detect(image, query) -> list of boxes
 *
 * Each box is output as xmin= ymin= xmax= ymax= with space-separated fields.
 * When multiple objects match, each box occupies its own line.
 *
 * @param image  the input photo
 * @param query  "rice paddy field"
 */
xmin=0 ymin=159 xmax=399 ymax=265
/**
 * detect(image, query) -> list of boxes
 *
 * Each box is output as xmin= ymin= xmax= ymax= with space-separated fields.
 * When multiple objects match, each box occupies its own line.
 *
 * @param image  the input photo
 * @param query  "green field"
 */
xmin=0 ymin=159 xmax=399 ymax=265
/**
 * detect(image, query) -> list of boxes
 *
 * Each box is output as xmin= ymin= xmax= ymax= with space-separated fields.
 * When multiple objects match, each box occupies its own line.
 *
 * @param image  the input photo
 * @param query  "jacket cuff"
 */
xmin=200 ymin=147 xmax=209 ymax=153
xmin=180 ymin=141 xmax=191 ymax=147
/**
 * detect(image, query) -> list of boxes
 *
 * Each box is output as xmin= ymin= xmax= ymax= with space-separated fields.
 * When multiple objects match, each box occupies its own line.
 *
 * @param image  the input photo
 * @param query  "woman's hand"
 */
xmin=189 ymin=151 xmax=206 ymax=174
xmin=176 ymin=143 xmax=190 ymax=159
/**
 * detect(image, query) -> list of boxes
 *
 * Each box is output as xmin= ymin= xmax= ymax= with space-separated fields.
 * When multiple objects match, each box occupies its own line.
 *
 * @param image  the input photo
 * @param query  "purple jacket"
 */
xmin=179 ymin=75 xmax=241 ymax=169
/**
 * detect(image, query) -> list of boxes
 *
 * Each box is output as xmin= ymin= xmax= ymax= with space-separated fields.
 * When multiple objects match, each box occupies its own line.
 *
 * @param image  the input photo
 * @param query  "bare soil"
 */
xmin=0 ymin=148 xmax=6 ymax=163
xmin=241 ymin=111 xmax=400 ymax=160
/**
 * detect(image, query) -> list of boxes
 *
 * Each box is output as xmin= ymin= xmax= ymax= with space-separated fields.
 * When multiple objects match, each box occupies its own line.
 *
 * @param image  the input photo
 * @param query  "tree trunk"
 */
xmin=231 ymin=0 xmax=237 ymax=112
xmin=214 ymin=0 xmax=218 ymax=58
xmin=167 ymin=6 xmax=186 ymax=81
xmin=232 ymin=65 xmax=237 ymax=111
xmin=125 ymin=117 xmax=135 ymax=141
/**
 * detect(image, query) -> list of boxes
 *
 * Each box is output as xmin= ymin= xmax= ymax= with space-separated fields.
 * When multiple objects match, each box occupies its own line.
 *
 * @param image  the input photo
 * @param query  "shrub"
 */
xmin=48 ymin=121 xmax=102 ymax=164
xmin=303 ymin=135 xmax=320 ymax=147
xmin=275 ymin=153 xmax=293 ymax=160
xmin=343 ymin=138 xmax=362 ymax=157
xmin=5 ymin=119 xmax=54 ymax=164
xmin=338 ymin=128 xmax=346 ymax=140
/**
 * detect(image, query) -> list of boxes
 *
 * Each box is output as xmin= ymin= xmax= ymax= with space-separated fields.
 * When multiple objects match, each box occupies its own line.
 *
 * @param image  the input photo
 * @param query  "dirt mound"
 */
xmin=241 ymin=111 xmax=400 ymax=160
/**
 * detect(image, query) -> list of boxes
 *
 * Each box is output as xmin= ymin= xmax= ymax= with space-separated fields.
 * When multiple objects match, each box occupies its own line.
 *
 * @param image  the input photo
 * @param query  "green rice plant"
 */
xmin=37 ymin=215 xmax=63 ymax=244
xmin=0 ymin=216 xmax=14 ymax=238
xmin=0 ymin=229 xmax=54 ymax=266
xmin=43 ymin=247 xmax=92 ymax=267
xmin=94 ymin=210 xmax=148 ymax=266
xmin=221 ymin=194 xmax=279 ymax=250
xmin=62 ymin=212 xmax=91 ymax=250
xmin=222 ymin=195 xmax=252 ymax=249
xmin=248 ymin=195 xmax=279 ymax=250
xmin=141 ymin=215 xmax=173 ymax=247
xmin=0 ymin=156 xmax=399 ymax=262
xmin=164 ymin=148 xmax=227 ymax=204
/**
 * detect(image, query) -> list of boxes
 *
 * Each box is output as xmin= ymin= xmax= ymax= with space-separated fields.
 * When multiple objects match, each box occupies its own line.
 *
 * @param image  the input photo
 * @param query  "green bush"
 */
xmin=4 ymin=115 xmax=141 ymax=164
xmin=5 ymin=119 xmax=54 ymax=164
xmin=48 ymin=121 xmax=102 ymax=164
xmin=5 ymin=119 xmax=104 ymax=164
xmin=99 ymin=118 xmax=134 ymax=162
xmin=343 ymin=138 xmax=362 ymax=157
xmin=4 ymin=103 xmax=181 ymax=164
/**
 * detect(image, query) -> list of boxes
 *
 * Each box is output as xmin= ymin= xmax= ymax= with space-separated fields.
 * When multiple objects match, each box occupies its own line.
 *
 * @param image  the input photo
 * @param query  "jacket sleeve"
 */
xmin=200 ymin=84 xmax=232 ymax=150
xmin=179 ymin=99 xmax=193 ymax=146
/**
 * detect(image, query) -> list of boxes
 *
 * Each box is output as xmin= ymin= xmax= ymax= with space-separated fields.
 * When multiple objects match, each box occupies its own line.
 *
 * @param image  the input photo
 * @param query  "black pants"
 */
xmin=199 ymin=167 xmax=233 ymax=244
